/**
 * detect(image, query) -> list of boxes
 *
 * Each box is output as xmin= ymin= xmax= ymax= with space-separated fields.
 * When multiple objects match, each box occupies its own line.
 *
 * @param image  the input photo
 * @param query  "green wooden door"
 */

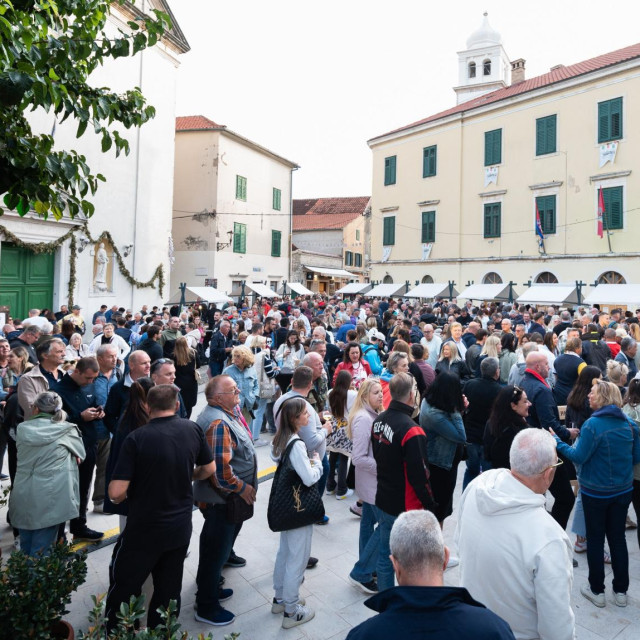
xmin=0 ymin=244 xmax=54 ymax=319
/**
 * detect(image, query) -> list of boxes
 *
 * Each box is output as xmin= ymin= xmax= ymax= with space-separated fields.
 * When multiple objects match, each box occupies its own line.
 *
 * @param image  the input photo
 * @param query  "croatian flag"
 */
xmin=535 ymin=200 xmax=545 ymax=252
xmin=597 ymin=188 xmax=605 ymax=238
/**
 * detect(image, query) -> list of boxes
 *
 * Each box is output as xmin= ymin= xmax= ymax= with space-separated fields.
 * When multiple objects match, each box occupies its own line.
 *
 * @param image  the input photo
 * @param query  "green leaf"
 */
xmin=127 ymin=20 xmax=140 ymax=31
xmin=101 ymin=131 xmax=112 ymax=152
xmin=16 ymin=197 xmax=30 ymax=216
xmin=3 ymin=193 xmax=20 ymax=210
xmin=48 ymin=68 xmax=60 ymax=81
xmin=76 ymin=119 xmax=87 ymax=138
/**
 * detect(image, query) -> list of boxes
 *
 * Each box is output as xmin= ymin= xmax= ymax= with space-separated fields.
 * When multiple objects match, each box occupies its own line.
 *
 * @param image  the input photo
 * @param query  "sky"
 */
xmin=170 ymin=0 xmax=640 ymax=199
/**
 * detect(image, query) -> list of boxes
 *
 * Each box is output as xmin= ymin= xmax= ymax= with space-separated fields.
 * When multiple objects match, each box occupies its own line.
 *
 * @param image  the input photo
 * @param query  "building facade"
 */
xmin=172 ymin=116 xmax=298 ymax=297
xmin=0 ymin=1 xmax=187 ymax=319
xmin=368 ymin=17 xmax=640 ymax=300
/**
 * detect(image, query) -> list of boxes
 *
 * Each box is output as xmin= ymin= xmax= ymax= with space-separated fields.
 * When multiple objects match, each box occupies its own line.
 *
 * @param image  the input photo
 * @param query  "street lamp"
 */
xmin=217 ymin=230 xmax=234 ymax=251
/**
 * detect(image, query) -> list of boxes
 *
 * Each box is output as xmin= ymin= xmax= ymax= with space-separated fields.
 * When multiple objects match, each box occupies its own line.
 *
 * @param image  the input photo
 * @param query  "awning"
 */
xmin=365 ymin=283 xmax=407 ymax=297
xmin=165 ymin=286 xmax=233 ymax=305
xmin=335 ymin=282 xmax=373 ymax=295
xmin=245 ymin=282 xmax=277 ymax=298
xmin=583 ymin=284 xmax=640 ymax=306
xmin=285 ymin=282 xmax=314 ymax=296
xmin=405 ymin=283 xmax=458 ymax=299
xmin=516 ymin=284 xmax=580 ymax=305
xmin=458 ymin=283 xmax=515 ymax=302
xmin=304 ymin=265 xmax=356 ymax=278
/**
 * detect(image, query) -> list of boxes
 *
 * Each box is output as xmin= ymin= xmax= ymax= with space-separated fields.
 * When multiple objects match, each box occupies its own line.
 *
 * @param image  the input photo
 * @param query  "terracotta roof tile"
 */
xmin=371 ymin=42 xmax=640 ymax=141
xmin=292 ymin=197 xmax=370 ymax=231
xmin=176 ymin=115 xmax=226 ymax=131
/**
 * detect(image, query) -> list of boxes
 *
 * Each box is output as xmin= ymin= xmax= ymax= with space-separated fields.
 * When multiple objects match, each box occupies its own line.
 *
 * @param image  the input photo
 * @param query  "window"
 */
xmin=483 ymin=59 xmax=491 ymax=75
xmin=272 ymin=187 xmax=281 ymax=211
xmin=422 ymin=275 xmax=434 ymax=284
xmin=598 ymin=97 xmax=623 ymax=143
xmin=270 ymin=280 xmax=279 ymax=291
xmin=601 ymin=186 xmax=623 ymax=230
xmin=483 ymin=202 xmax=501 ymax=238
xmin=484 ymin=128 xmax=502 ymax=166
xmin=536 ymin=115 xmax=557 ymax=156
xmin=271 ymin=229 xmax=282 ymax=257
xmin=536 ymin=195 xmax=556 ymax=235
xmin=384 ymin=156 xmax=396 ymax=185
xmin=598 ymin=271 xmax=626 ymax=284
xmin=383 ymin=216 xmax=395 ymax=245
xmin=421 ymin=211 xmax=435 ymax=243
xmin=423 ymin=145 xmax=437 ymax=178
xmin=383 ymin=275 xmax=394 ymax=284
xmin=354 ymin=253 xmax=362 ymax=267
xmin=235 ymin=175 xmax=247 ymax=201
xmin=356 ymin=229 xmax=360 ymax=241
xmin=535 ymin=271 xmax=558 ymax=284
xmin=344 ymin=251 xmax=353 ymax=266
xmin=233 ymin=222 xmax=246 ymax=253
xmin=469 ymin=61 xmax=476 ymax=78
xmin=482 ymin=272 xmax=503 ymax=284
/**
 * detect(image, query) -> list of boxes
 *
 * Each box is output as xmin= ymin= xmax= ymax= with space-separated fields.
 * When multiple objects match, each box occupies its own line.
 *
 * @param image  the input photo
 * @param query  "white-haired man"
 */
xmin=456 ymin=428 xmax=575 ymax=640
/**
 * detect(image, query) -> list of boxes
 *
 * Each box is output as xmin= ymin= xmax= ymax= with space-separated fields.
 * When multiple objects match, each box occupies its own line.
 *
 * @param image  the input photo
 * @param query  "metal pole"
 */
xmin=179 ymin=282 xmax=186 ymax=309
xmin=240 ymin=280 xmax=245 ymax=307
xmin=508 ymin=281 xmax=514 ymax=304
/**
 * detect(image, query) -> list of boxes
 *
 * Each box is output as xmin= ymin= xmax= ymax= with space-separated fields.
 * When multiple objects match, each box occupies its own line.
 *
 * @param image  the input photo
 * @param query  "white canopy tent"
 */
xmin=583 ymin=284 xmax=640 ymax=307
xmin=458 ymin=283 xmax=515 ymax=302
xmin=405 ymin=283 xmax=458 ymax=299
xmin=284 ymin=282 xmax=314 ymax=296
xmin=304 ymin=265 xmax=356 ymax=278
xmin=244 ymin=282 xmax=277 ymax=298
xmin=165 ymin=286 xmax=233 ymax=305
xmin=365 ymin=283 xmax=407 ymax=297
xmin=516 ymin=284 xmax=580 ymax=306
xmin=335 ymin=282 xmax=373 ymax=295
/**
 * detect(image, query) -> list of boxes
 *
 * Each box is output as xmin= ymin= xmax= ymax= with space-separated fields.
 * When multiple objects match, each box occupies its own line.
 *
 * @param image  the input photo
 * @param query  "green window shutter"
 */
xmin=421 ymin=211 xmax=435 ymax=243
xmin=272 ymin=188 xmax=281 ymax=211
xmin=536 ymin=196 xmax=556 ymax=235
xmin=383 ymin=216 xmax=395 ymax=245
xmin=271 ymin=230 xmax=282 ymax=257
xmin=484 ymin=129 xmax=502 ymax=166
xmin=423 ymin=145 xmax=437 ymax=177
xmin=236 ymin=176 xmax=247 ymax=201
xmin=536 ymin=115 xmax=556 ymax=155
xmin=598 ymin=98 xmax=623 ymax=143
xmin=384 ymin=156 xmax=397 ymax=185
xmin=233 ymin=222 xmax=247 ymax=253
xmin=483 ymin=203 xmax=501 ymax=238
xmin=602 ymin=186 xmax=623 ymax=230
xmin=345 ymin=251 xmax=353 ymax=266
xmin=355 ymin=253 xmax=362 ymax=267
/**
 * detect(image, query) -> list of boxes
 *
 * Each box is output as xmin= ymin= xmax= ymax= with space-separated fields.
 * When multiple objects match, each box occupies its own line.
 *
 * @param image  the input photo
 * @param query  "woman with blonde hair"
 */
xmin=436 ymin=341 xmax=470 ymax=381
xmin=355 ymin=323 xmax=369 ymax=345
xmin=174 ymin=336 xmax=198 ymax=417
xmin=474 ymin=334 xmax=501 ymax=377
xmin=223 ymin=345 xmax=259 ymax=430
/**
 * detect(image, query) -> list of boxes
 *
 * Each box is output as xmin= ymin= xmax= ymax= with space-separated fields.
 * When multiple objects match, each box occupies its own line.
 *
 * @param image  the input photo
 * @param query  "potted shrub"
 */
xmin=0 ymin=542 xmax=87 ymax=639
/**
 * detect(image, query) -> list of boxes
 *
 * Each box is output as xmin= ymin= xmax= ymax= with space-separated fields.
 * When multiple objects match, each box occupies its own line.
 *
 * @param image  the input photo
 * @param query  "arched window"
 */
xmin=383 ymin=275 xmax=393 ymax=284
xmin=598 ymin=271 xmax=626 ymax=284
xmin=483 ymin=59 xmax=491 ymax=76
xmin=468 ymin=61 xmax=476 ymax=78
xmin=482 ymin=272 xmax=503 ymax=284
xmin=534 ymin=271 xmax=558 ymax=284
xmin=422 ymin=275 xmax=434 ymax=284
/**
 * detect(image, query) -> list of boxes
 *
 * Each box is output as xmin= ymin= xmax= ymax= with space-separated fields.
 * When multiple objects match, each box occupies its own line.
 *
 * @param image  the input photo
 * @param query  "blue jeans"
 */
xmin=350 ymin=502 xmax=380 ymax=582
xmin=375 ymin=509 xmax=397 ymax=591
xmin=582 ymin=490 xmax=632 ymax=594
xmin=571 ymin=491 xmax=586 ymax=538
xmin=252 ymin=398 xmax=269 ymax=440
xmin=195 ymin=504 xmax=240 ymax=615
xmin=19 ymin=525 xmax=59 ymax=557
xmin=317 ymin=454 xmax=330 ymax=497
xmin=462 ymin=443 xmax=491 ymax=491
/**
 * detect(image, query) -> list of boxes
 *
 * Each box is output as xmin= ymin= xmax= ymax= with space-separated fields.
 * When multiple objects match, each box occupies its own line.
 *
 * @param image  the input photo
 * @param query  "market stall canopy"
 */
xmin=405 ymin=283 xmax=458 ymax=299
xmin=458 ymin=283 xmax=515 ymax=302
xmin=365 ymin=283 xmax=407 ymax=297
xmin=516 ymin=284 xmax=580 ymax=305
xmin=335 ymin=282 xmax=373 ymax=295
xmin=166 ymin=286 xmax=233 ymax=305
xmin=244 ymin=282 xmax=277 ymax=298
xmin=284 ymin=282 xmax=314 ymax=296
xmin=583 ymin=284 xmax=640 ymax=307
xmin=304 ymin=265 xmax=356 ymax=278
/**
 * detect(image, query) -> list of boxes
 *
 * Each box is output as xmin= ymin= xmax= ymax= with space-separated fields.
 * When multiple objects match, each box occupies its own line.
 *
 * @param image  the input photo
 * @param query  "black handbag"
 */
xmin=267 ymin=438 xmax=325 ymax=532
xmin=226 ymin=492 xmax=254 ymax=524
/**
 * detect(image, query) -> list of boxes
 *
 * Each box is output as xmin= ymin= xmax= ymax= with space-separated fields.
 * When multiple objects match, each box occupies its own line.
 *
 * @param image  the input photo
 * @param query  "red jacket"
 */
xmin=333 ymin=360 xmax=372 ymax=386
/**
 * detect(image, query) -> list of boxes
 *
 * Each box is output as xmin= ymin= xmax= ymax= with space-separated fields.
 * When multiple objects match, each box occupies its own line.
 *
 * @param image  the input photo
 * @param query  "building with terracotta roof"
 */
xmin=367 ymin=14 xmax=640 ymax=306
xmin=172 ymin=116 xmax=298 ymax=297
xmin=291 ymin=197 xmax=370 ymax=293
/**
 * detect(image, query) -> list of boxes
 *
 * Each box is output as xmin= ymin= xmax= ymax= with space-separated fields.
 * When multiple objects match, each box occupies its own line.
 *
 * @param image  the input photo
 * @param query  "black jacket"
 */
xmin=463 ymin=375 xmax=502 ymax=444
xmin=372 ymin=400 xmax=435 ymax=517
xmin=483 ymin=418 xmax=526 ymax=469
xmin=208 ymin=330 xmax=233 ymax=364
xmin=346 ymin=586 xmax=515 ymax=640
xmin=137 ymin=339 xmax=163 ymax=363
xmin=56 ymin=373 xmax=100 ymax=445
xmin=521 ymin=370 xmax=571 ymax=441
xmin=580 ymin=332 xmax=611 ymax=374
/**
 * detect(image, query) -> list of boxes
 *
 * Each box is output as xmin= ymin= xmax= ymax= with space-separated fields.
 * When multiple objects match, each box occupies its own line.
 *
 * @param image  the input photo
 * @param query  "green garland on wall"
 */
xmin=0 ymin=223 xmax=165 ymax=303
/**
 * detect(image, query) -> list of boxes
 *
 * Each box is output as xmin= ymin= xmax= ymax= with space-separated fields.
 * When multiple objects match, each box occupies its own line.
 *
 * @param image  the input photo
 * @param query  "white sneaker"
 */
xmin=445 ymin=555 xmax=460 ymax=570
xmin=614 ymin=591 xmax=627 ymax=607
xmin=253 ymin=439 xmax=269 ymax=448
xmin=581 ymin=584 xmax=606 ymax=608
xmin=336 ymin=489 xmax=354 ymax=500
xmin=271 ymin=597 xmax=305 ymax=614
xmin=282 ymin=604 xmax=315 ymax=629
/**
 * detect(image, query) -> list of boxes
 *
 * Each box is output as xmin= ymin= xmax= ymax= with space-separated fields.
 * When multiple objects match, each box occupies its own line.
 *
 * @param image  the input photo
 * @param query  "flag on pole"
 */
xmin=535 ymin=199 xmax=546 ymax=253
xmin=597 ymin=187 xmax=605 ymax=238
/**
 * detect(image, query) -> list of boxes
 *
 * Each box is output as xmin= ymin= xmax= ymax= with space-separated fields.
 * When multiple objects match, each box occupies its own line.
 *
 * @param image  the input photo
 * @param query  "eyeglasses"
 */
xmin=541 ymin=458 xmax=564 ymax=473
xmin=218 ymin=387 xmax=241 ymax=395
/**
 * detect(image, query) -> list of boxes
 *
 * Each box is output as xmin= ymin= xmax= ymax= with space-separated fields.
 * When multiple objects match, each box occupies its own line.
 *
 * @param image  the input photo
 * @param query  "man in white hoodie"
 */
xmin=455 ymin=428 xmax=575 ymax=640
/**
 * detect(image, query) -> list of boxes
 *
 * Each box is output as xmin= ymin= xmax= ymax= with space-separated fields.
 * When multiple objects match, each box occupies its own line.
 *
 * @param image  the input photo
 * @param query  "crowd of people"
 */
xmin=1 ymin=294 xmax=640 ymax=637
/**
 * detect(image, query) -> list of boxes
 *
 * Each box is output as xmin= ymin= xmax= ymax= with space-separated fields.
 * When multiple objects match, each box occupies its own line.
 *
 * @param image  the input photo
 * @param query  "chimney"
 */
xmin=511 ymin=58 xmax=526 ymax=85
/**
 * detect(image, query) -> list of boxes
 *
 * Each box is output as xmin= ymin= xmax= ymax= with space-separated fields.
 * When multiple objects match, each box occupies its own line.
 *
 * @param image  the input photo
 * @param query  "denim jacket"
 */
xmin=555 ymin=405 xmax=640 ymax=497
xmin=419 ymin=399 xmax=466 ymax=470
xmin=222 ymin=364 xmax=259 ymax=410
